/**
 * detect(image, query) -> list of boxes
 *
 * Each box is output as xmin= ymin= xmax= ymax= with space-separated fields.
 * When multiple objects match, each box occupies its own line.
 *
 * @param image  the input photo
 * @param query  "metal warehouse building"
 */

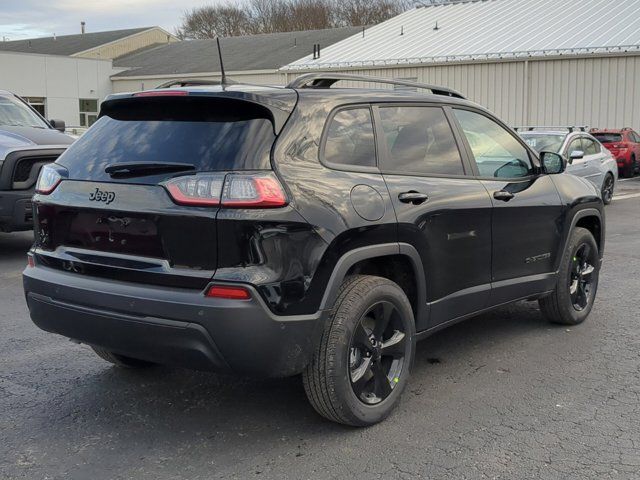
xmin=282 ymin=0 xmax=640 ymax=131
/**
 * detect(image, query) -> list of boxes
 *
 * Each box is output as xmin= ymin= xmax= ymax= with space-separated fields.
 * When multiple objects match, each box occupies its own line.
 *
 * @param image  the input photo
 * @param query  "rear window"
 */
xmin=58 ymin=97 xmax=276 ymax=177
xmin=592 ymin=133 xmax=622 ymax=143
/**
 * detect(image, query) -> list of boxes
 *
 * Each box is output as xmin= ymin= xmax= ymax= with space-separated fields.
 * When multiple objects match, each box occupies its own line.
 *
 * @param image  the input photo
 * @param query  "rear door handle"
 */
xmin=493 ymin=190 xmax=515 ymax=201
xmin=398 ymin=192 xmax=429 ymax=204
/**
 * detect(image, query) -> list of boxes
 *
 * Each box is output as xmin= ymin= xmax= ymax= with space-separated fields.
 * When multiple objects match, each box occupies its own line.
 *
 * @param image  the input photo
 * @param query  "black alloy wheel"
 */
xmin=601 ymin=174 xmax=614 ymax=205
xmin=569 ymin=243 xmax=597 ymax=312
xmin=349 ymin=301 xmax=407 ymax=405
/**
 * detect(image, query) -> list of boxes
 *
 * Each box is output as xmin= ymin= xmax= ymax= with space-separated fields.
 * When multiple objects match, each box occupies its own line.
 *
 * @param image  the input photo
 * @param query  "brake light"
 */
xmin=222 ymin=174 xmax=287 ymax=207
xmin=36 ymin=164 xmax=66 ymax=194
xmin=133 ymin=90 xmax=189 ymax=97
xmin=27 ymin=254 xmax=35 ymax=268
xmin=206 ymin=285 xmax=251 ymax=300
xmin=164 ymin=174 xmax=224 ymax=206
xmin=163 ymin=173 xmax=287 ymax=208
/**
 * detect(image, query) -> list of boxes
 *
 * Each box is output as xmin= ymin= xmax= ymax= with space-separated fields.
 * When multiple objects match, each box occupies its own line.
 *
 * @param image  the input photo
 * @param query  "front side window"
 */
xmin=378 ymin=106 xmax=464 ymax=176
xmin=323 ymin=108 xmax=376 ymax=168
xmin=454 ymin=109 xmax=533 ymax=178
xmin=566 ymin=138 xmax=584 ymax=156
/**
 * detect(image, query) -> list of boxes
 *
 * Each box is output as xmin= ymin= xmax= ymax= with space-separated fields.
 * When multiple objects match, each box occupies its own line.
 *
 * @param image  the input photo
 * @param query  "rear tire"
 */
xmin=91 ymin=346 xmax=155 ymax=368
xmin=539 ymin=227 xmax=600 ymax=325
xmin=303 ymin=275 xmax=415 ymax=426
xmin=601 ymin=173 xmax=614 ymax=205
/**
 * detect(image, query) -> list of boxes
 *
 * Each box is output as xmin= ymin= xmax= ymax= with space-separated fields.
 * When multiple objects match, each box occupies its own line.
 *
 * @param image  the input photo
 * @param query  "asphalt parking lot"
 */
xmin=1 ymin=178 xmax=640 ymax=480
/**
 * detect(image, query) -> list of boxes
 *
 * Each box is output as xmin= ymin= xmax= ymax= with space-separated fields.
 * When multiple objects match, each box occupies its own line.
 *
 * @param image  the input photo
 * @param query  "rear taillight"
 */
xmin=36 ymin=164 xmax=67 ymax=194
xmin=163 ymin=172 xmax=287 ymax=208
xmin=222 ymin=174 xmax=287 ymax=207
xmin=164 ymin=174 xmax=224 ymax=206
xmin=205 ymin=284 xmax=251 ymax=300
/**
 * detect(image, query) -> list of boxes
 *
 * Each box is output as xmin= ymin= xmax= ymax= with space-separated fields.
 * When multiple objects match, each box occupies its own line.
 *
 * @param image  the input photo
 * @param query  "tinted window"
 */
xmin=378 ymin=106 xmax=464 ymax=176
xmin=582 ymin=138 xmax=599 ymax=155
xmin=58 ymin=115 xmax=275 ymax=177
xmin=631 ymin=132 xmax=640 ymax=143
xmin=324 ymin=108 xmax=376 ymax=168
xmin=454 ymin=109 xmax=533 ymax=178
xmin=592 ymin=133 xmax=622 ymax=143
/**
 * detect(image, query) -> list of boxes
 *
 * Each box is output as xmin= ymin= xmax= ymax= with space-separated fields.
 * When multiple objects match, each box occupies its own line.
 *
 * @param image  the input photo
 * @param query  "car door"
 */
xmin=375 ymin=104 xmax=493 ymax=329
xmin=580 ymin=136 xmax=605 ymax=187
xmin=451 ymin=107 xmax=564 ymax=306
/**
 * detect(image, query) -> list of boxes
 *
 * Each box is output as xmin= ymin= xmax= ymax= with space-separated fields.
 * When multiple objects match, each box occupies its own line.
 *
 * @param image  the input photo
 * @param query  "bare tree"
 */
xmin=334 ymin=0 xmax=412 ymax=27
xmin=177 ymin=0 xmax=416 ymax=39
xmin=179 ymin=3 xmax=252 ymax=39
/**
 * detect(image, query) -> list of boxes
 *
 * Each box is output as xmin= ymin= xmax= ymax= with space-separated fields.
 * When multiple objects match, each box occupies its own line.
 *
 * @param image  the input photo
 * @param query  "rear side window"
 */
xmin=58 ymin=97 xmax=276 ymax=177
xmin=378 ymin=106 xmax=464 ymax=176
xmin=454 ymin=109 xmax=533 ymax=178
xmin=323 ymin=108 xmax=376 ymax=168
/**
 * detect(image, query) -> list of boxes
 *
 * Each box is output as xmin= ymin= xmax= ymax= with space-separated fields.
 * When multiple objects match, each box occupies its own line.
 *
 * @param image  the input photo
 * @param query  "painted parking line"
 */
xmin=613 ymin=192 xmax=640 ymax=201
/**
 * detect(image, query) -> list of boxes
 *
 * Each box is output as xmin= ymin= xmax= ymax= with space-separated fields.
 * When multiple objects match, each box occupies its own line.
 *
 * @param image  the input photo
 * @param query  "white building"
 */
xmin=281 ymin=0 xmax=640 ymax=131
xmin=0 ymin=27 xmax=177 ymax=127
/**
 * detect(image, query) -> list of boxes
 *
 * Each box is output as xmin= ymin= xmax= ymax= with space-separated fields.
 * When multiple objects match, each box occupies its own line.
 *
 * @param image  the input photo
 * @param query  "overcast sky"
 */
xmin=0 ymin=0 xmax=227 ymax=40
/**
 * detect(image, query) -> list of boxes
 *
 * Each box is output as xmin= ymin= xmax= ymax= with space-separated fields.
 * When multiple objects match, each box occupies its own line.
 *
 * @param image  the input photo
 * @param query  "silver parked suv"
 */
xmin=517 ymin=126 xmax=617 ymax=204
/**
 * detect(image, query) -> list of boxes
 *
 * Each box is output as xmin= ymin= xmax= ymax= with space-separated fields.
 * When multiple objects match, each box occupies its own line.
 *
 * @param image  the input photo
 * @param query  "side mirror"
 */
xmin=569 ymin=150 xmax=584 ymax=162
xmin=540 ymin=151 xmax=566 ymax=174
xmin=49 ymin=119 xmax=65 ymax=133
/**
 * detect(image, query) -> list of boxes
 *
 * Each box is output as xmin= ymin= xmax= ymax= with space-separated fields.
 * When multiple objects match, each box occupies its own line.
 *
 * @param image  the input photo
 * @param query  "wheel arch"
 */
xmin=569 ymin=208 xmax=604 ymax=257
xmin=319 ymin=243 xmax=427 ymax=326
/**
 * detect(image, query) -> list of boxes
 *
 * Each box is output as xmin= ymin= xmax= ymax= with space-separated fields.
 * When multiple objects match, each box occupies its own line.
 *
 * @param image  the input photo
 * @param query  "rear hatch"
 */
xmin=592 ymin=133 xmax=623 ymax=156
xmin=32 ymin=89 xmax=296 ymax=289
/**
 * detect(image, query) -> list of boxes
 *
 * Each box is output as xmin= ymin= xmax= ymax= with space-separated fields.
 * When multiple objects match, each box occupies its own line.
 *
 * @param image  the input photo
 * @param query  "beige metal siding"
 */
xmin=75 ymin=29 xmax=178 ymax=60
xmin=284 ymin=55 xmax=640 ymax=130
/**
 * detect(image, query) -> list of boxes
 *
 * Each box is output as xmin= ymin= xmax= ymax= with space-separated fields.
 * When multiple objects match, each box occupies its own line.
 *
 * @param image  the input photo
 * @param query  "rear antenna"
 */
xmin=216 ymin=37 xmax=227 ymax=88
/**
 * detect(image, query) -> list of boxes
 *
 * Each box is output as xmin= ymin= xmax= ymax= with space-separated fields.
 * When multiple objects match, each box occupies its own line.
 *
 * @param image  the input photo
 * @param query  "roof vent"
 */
xmin=434 ymin=21 xmax=439 ymax=31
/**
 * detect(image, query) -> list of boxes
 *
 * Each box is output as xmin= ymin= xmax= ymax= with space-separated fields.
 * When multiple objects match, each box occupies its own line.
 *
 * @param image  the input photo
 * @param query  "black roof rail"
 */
xmin=286 ymin=73 xmax=466 ymax=99
xmin=154 ymin=79 xmax=235 ymax=89
xmin=513 ymin=125 xmax=589 ymax=132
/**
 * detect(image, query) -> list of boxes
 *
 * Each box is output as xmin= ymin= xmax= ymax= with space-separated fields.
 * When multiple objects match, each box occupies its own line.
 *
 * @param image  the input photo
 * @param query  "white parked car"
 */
xmin=517 ymin=127 xmax=618 ymax=204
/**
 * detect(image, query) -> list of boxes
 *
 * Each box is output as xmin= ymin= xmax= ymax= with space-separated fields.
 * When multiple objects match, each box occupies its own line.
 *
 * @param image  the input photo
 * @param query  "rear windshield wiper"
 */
xmin=105 ymin=162 xmax=196 ymax=178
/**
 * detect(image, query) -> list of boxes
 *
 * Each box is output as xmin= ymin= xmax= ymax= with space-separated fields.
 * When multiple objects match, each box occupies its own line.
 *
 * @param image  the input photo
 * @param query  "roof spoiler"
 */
xmin=287 ymin=73 xmax=466 ymax=99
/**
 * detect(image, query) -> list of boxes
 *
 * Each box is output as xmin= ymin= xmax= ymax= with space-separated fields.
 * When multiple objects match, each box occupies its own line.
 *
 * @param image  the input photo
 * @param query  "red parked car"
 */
xmin=590 ymin=128 xmax=640 ymax=178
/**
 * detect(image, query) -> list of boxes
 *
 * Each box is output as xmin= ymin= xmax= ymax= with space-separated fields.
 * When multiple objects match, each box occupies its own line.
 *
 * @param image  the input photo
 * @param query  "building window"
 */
xmin=24 ymin=97 xmax=46 ymax=117
xmin=79 ymin=99 xmax=98 ymax=127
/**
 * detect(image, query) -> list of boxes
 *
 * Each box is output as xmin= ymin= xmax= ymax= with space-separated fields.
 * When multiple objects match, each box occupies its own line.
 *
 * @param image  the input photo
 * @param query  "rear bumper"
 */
xmin=0 ymin=190 xmax=33 ymax=232
xmin=23 ymin=265 xmax=326 ymax=377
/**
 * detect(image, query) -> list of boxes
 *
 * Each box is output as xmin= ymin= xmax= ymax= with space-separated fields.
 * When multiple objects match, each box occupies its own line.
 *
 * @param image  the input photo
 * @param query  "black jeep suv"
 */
xmin=0 ymin=90 xmax=73 ymax=232
xmin=23 ymin=74 xmax=604 ymax=426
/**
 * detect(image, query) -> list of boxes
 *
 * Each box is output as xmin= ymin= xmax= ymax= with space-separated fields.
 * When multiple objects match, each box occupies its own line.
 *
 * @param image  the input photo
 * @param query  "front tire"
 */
xmin=91 ymin=346 xmax=155 ymax=368
xmin=303 ymin=275 xmax=415 ymax=426
xmin=539 ymin=227 xmax=600 ymax=325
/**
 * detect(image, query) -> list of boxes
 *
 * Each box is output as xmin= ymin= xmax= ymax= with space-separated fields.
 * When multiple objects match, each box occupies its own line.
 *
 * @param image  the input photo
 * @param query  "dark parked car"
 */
xmin=0 ymin=90 xmax=73 ymax=232
xmin=23 ymin=75 xmax=604 ymax=426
